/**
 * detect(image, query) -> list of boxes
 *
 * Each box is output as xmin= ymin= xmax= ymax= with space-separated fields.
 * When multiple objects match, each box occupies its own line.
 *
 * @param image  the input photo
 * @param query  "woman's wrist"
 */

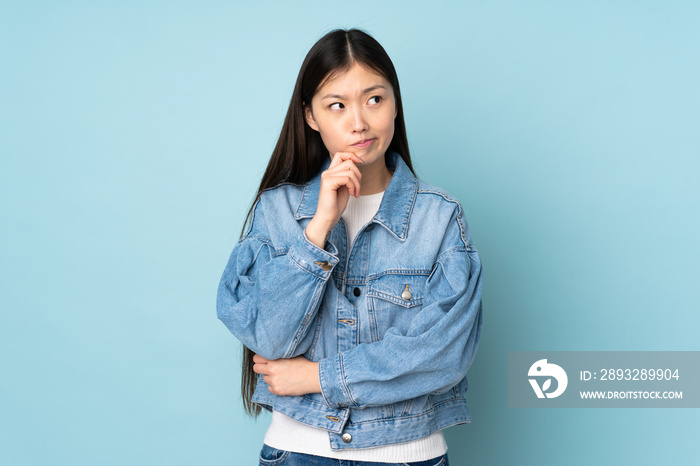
xmin=305 ymin=217 xmax=335 ymax=249
xmin=309 ymin=361 xmax=321 ymax=394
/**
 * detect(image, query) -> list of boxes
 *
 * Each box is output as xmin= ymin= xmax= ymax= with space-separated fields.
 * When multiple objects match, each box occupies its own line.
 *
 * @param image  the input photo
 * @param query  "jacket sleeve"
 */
xmin=318 ymin=205 xmax=483 ymax=409
xmin=216 ymin=196 xmax=340 ymax=360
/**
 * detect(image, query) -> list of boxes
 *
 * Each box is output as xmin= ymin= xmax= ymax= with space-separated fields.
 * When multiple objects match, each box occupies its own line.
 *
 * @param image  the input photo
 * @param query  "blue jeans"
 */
xmin=258 ymin=443 xmax=449 ymax=466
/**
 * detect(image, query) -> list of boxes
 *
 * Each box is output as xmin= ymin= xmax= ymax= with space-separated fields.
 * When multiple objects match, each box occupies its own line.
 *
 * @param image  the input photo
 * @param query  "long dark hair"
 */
xmin=238 ymin=28 xmax=416 ymax=417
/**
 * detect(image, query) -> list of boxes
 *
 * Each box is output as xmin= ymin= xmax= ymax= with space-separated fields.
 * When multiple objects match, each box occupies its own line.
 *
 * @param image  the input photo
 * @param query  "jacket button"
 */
xmin=342 ymin=433 xmax=352 ymax=443
xmin=401 ymin=285 xmax=412 ymax=300
xmin=353 ymin=287 xmax=361 ymax=297
xmin=314 ymin=260 xmax=332 ymax=271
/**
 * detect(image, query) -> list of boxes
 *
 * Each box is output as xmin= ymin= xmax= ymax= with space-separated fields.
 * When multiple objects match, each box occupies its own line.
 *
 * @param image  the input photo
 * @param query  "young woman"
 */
xmin=217 ymin=28 xmax=483 ymax=466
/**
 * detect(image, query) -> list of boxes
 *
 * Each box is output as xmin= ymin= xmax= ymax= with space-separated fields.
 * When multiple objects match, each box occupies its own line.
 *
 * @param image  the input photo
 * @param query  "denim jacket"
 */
xmin=217 ymin=150 xmax=483 ymax=450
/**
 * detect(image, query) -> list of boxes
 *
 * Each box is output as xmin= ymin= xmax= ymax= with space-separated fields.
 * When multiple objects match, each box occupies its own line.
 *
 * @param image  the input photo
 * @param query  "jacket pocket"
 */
xmin=366 ymin=271 xmax=428 ymax=342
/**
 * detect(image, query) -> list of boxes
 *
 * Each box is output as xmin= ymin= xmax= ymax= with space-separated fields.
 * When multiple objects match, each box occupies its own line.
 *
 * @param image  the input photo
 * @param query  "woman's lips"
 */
xmin=352 ymin=138 xmax=375 ymax=148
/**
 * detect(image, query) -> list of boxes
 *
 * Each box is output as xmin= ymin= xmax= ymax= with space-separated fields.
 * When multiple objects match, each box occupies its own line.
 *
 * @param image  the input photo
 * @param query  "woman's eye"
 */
xmin=329 ymin=102 xmax=344 ymax=110
xmin=368 ymin=96 xmax=382 ymax=105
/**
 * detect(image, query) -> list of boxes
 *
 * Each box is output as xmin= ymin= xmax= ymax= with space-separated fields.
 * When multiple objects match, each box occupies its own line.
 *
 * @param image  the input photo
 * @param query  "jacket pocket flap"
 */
xmin=367 ymin=272 xmax=426 ymax=308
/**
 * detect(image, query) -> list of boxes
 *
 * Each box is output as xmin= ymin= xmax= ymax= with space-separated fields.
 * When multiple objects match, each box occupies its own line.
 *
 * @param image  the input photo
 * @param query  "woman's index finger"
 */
xmin=329 ymin=151 xmax=362 ymax=169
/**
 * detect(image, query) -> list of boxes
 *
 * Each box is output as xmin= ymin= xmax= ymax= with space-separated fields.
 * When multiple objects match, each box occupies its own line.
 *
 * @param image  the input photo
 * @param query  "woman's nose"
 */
xmin=350 ymin=106 xmax=369 ymax=133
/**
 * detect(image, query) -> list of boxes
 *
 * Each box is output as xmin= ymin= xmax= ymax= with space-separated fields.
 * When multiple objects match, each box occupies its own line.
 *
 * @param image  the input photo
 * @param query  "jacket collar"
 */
xmin=295 ymin=150 xmax=417 ymax=241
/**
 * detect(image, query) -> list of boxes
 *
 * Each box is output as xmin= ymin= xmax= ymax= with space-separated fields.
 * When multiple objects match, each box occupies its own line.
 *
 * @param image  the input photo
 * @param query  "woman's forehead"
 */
xmin=316 ymin=63 xmax=390 ymax=96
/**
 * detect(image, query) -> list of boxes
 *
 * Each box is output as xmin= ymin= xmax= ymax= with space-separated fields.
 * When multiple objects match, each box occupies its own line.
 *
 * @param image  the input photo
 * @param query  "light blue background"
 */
xmin=1 ymin=1 xmax=698 ymax=465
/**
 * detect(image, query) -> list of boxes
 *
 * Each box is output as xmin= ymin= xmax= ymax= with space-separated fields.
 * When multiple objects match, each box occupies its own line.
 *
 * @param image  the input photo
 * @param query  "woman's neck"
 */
xmin=357 ymin=160 xmax=393 ymax=195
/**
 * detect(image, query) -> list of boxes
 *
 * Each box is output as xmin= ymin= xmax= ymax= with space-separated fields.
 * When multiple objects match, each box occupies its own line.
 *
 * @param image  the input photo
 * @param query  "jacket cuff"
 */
xmin=287 ymin=228 xmax=339 ymax=279
xmin=319 ymin=353 xmax=355 ymax=408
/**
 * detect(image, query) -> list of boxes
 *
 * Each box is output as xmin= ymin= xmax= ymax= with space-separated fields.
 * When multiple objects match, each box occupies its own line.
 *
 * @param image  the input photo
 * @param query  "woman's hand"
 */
xmin=317 ymin=151 xmax=364 ymax=222
xmin=306 ymin=152 xmax=363 ymax=248
xmin=252 ymin=354 xmax=322 ymax=396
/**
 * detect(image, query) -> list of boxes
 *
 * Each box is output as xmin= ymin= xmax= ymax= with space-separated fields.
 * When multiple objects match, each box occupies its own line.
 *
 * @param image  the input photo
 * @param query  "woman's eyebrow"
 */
xmin=321 ymin=85 xmax=386 ymax=100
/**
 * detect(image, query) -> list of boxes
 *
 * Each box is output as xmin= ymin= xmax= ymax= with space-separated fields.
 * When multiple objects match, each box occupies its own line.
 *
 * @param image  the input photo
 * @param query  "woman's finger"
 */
xmin=324 ymin=164 xmax=362 ymax=197
xmin=325 ymin=159 xmax=363 ymax=182
xmin=325 ymin=170 xmax=361 ymax=198
xmin=329 ymin=151 xmax=363 ymax=169
xmin=321 ymin=170 xmax=355 ymax=195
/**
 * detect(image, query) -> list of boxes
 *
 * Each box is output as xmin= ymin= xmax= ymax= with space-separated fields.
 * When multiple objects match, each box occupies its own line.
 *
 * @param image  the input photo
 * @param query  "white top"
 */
xmin=263 ymin=189 xmax=448 ymax=461
xmin=264 ymin=411 xmax=447 ymax=462
xmin=342 ymin=190 xmax=385 ymax=249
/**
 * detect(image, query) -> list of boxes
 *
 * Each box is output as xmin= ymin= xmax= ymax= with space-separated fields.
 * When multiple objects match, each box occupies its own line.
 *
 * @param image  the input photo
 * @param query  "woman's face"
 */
xmin=305 ymin=62 xmax=397 ymax=169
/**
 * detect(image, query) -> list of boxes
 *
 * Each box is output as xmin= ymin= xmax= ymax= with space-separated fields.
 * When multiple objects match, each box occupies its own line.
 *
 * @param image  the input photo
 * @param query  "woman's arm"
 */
xmin=218 ymin=153 xmax=362 ymax=360
xmin=254 ymin=205 xmax=484 ymax=409
xmin=216 ymin=196 xmax=340 ymax=360
xmin=318 ymin=206 xmax=484 ymax=409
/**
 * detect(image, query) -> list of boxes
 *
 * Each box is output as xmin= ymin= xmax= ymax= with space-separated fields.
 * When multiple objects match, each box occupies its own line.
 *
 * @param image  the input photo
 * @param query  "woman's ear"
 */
xmin=304 ymin=103 xmax=319 ymax=132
